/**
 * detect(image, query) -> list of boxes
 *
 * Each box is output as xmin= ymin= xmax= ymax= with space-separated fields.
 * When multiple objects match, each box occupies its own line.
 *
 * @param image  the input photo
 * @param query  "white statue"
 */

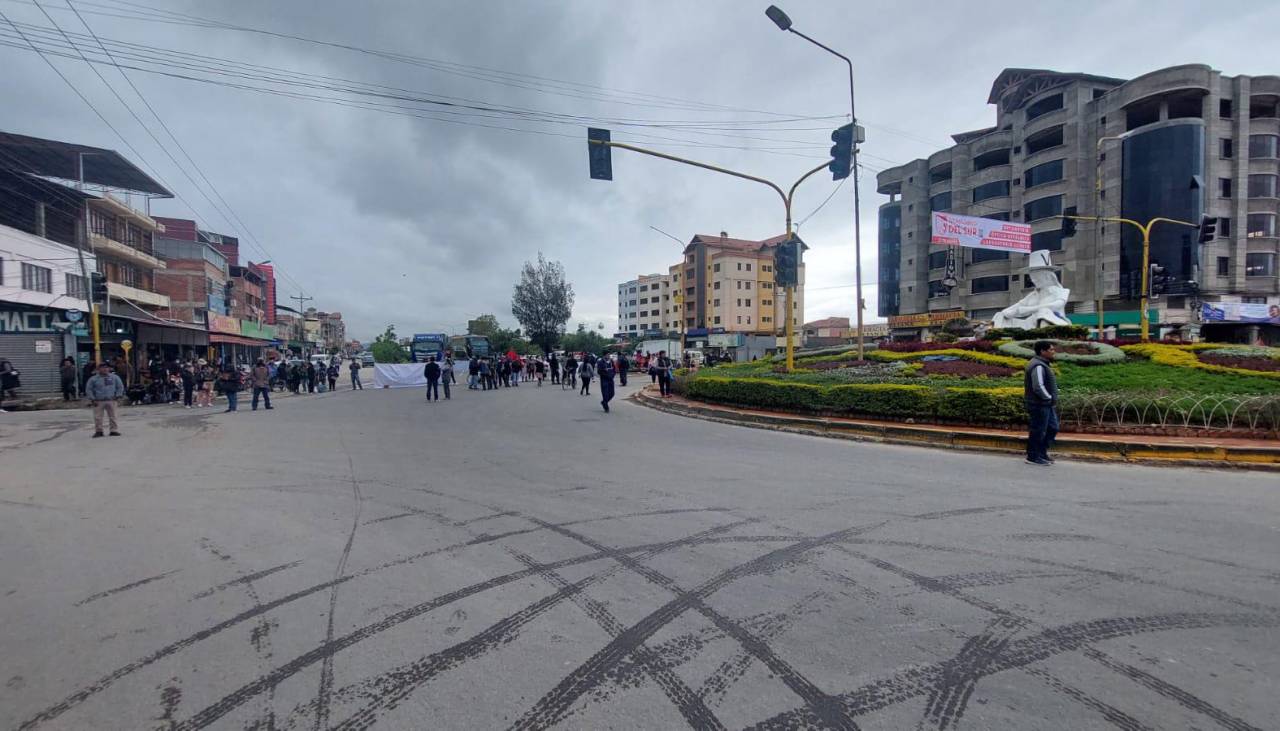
xmin=992 ymin=249 xmax=1070 ymax=329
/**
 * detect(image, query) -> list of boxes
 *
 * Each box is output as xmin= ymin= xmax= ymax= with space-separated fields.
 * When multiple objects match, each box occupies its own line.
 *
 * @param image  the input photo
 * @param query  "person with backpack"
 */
xmin=441 ymin=357 xmax=454 ymax=400
xmin=423 ymin=355 xmax=442 ymax=402
xmin=596 ymin=355 xmax=616 ymax=413
xmin=578 ymin=356 xmax=593 ymax=396
xmin=327 ymin=362 xmax=339 ymax=392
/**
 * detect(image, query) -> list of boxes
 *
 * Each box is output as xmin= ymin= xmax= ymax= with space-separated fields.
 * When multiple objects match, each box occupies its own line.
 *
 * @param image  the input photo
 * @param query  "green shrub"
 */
xmin=986 ymin=324 xmax=1089 ymax=341
xmin=998 ymin=339 xmax=1126 ymax=365
xmin=683 ymin=377 xmax=1026 ymax=424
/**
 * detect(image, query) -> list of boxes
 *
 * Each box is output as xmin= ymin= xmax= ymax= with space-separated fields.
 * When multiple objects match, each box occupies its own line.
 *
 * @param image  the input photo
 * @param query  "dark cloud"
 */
xmin=0 ymin=0 xmax=1270 ymax=340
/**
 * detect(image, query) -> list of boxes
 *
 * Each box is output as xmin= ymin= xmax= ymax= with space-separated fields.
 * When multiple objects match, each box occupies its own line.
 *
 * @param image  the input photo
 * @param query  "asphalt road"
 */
xmin=1 ymin=375 xmax=1278 ymax=730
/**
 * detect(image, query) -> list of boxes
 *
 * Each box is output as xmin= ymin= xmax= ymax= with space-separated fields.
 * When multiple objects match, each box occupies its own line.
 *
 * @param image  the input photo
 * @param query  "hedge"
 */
xmin=867 ymin=348 xmax=1027 ymax=369
xmin=683 ymin=376 xmax=1026 ymax=424
xmin=1121 ymin=343 xmax=1280 ymax=380
xmin=998 ymin=339 xmax=1126 ymax=365
xmin=986 ymin=324 xmax=1090 ymax=341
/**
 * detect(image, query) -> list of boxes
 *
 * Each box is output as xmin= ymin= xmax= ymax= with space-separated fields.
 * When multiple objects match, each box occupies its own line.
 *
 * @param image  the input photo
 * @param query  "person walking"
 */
xmin=441 ymin=357 xmax=454 ymax=400
xmin=468 ymin=357 xmax=480 ymax=390
xmin=564 ymin=356 xmax=577 ymax=390
xmin=535 ymin=357 xmax=545 ymax=386
xmin=548 ymin=353 xmax=559 ymax=384
xmin=305 ymin=361 xmax=316 ymax=393
xmin=327 ymin=362 xmax=339 ymax=392
xmin=219 ymin=360 xmax=242 ymax=412
xmin=578 ymin=357 xmax=593 ymax=396
xmin=616 ymin=352 xmax=629 ymax=387
xmin=656 ymin=350 xmax=673 ymax=398
xmin=60 ymin=356 xmax=78 ymax=401
xmin=349 ymin=358 xmax=363 ymax=390
xmin=85 ymin=362 xmax=124 ymax=437
xmin=597 ymin=355 xmax=616 ymax=413
xmin=423 ymin=355 xmax=442 ymax=401
xmin=251 ymin=359 xmax=273 ymax=411
xmin=1024 ymin=341 xmax=1059 ymax=466
xmin=180 ymin=361 xmax=195 ymax=409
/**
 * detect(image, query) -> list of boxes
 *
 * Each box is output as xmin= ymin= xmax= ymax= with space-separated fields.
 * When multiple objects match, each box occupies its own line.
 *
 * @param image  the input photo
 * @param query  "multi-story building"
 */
xmin=877 ymin=64 xmax=1280 ymax=342
xmin=317 ymin=311 xmax=346 ymax=352
xmin=678 ymin=232 xmax=804 ymax=335
xmin=153 ymin=227 xmax=230 ymax=326
xmin=616 ymin=273 xmax=671 ymax=335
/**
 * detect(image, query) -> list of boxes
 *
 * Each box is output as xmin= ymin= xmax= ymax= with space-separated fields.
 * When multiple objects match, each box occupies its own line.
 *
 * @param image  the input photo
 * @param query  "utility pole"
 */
xmin=291 ymin=293 xmax=313 ymax=354
xmin=76 ymin=152 xmax=103 ymax=363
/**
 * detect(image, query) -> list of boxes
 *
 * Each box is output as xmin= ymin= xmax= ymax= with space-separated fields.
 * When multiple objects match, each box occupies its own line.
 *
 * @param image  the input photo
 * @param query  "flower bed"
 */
xmin=918 ymin=360 xmax=1017 ymax=377
xmin=868 ymin=348 xmax=1027 ymax=369
xmin=997 ymin=339 xmax=1126 ymax=365
xmin=1198 ymin=353 xmax=1280 ymax=372
xmin=878 ymin=340 xmax=997 ymax=353
xmin=1121 ymin=343 xmax=1280 ymax=380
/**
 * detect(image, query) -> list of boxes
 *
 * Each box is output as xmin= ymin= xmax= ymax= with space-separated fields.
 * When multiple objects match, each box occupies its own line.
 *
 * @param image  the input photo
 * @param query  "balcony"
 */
xmin=90 ymin=232 xmax=167 ymax=270
xmin=108 ymin=281 xmax=170 ymax=308
xmin=89 ymin=195 xmax=163 ymax=232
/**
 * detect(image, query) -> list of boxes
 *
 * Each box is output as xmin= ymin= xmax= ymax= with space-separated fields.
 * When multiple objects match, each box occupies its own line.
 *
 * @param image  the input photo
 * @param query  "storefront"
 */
xmin=208 ymin=315 xmax=276 ymax=364
xmin=887 ymin=309 xmax=966 ymax=341
xmin=1067 ymin=309 xmax=1160 ymax=340
xmin=0 ymin=303 xmax=82 ymax=395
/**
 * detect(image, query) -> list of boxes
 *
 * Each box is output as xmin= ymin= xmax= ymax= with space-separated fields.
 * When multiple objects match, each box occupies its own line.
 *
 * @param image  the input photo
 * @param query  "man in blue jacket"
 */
xmin=85 ymin=362 xmax=125 ymax=437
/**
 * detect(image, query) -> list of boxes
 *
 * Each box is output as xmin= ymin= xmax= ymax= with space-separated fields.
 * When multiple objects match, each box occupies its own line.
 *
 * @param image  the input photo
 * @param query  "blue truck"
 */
xmin=410 ymin=333 xmax=447 ymax=363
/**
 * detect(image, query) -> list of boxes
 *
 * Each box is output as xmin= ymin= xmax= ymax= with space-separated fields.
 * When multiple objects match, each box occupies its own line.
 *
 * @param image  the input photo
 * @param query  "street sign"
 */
xmin=65 ymin=308 xmax=82 ymax=323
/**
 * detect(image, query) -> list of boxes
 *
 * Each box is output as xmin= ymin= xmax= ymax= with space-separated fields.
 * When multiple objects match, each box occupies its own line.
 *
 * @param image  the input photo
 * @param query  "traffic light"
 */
xmin=1149 ymin=263 xmax=1167 ymax=296
xmin=90 ymin=272 xmax=108 ymax=303
xmin=1061 ymin=206 xmax=1078 ymax=237
xmin=587 ymin=127 xmax=612 ymax=181
xmin=774 ymin=235 xmax=802 ymax=287
xmin=829 ymin=123 xmax=853 ymax=180
xmin=1197 ymin=215 xmax=1216 ymax=244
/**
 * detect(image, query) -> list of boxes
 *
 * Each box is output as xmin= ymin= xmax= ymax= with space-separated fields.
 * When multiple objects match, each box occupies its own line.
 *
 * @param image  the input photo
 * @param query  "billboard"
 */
xmin=931 ymin=212 xmax=1031 ymax=253
xmin=1201 ymin=302 xmax=1280 ymax=325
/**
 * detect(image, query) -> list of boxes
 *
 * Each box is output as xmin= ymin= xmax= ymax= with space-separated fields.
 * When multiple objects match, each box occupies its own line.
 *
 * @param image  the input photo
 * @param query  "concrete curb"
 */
xmin=632 ymin=388 xmax=1280 ymax=471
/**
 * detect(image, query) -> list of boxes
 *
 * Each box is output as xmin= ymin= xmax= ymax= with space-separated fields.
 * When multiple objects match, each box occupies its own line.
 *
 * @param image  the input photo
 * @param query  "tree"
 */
xmin=370 ymin=324 xmax=408 ymax=363
xmin=559 ymin=322 xmax=609 ymax=355
xmin=468 ymin=314 xmax=501 ymax=338
xmin=511 ymin=252 xmax=574 ymax=354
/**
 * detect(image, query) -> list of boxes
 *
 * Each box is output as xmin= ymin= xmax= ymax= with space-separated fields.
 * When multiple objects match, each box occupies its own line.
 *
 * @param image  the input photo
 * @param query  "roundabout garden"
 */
xmin=676 ymin=329 xmax=1280 ymax=437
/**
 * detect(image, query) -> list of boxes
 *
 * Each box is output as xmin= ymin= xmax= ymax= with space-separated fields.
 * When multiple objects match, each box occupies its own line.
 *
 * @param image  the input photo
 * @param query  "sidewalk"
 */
xmin=632 ymin=386 xmax=1280 ymax=470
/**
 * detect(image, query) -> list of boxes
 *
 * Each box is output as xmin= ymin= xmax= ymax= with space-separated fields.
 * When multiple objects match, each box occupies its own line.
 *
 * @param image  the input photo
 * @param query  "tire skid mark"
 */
xmin=746 ymin=613 xmax=1279 ymax=729
xmin=504 ymin=522 xmax=887 ymax=731
xmin=171 ymin=523 xmax=754 ymax=731
xmin=527 ymin=516 xmax=861 ymax=731
xmin=316 ymin=520 xmax=752 ymax=731
xmin=1023 ymin=667 xmax=1153 ymax=731
xmin=189 ymin=561 xmax=302 ymax=601
xmin=313 ymin=436 xmax=365 ymax=731
xmin=927 ymin=570 xmax=1079 ymax=591
xmin=918 ymin=615 xmax=1029 ymax=730
xmin=909 ymin=504 xmax=1037 ymax=521
xmin=73 ymin=569 xmax=180 ymax=607
xmin=1082 ymin=647 xmax=1263 ymax=731
xmin=16 ymin=508 xmax=743 ymax=730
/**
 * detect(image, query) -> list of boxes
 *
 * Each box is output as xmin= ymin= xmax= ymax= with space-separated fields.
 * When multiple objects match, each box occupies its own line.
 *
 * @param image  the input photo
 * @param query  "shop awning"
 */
xmin=209 ymin=333 xmax=272 ymax=346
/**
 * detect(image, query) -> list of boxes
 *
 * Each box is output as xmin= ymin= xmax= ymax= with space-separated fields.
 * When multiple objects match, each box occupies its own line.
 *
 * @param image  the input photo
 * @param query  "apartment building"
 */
xmin=615 ymin=272 xmax=671 ymax=335
xmin=877 ymin=65 xmax=1280 ymax=342
xmin=679 ymin=232 xmax=804 ymax=335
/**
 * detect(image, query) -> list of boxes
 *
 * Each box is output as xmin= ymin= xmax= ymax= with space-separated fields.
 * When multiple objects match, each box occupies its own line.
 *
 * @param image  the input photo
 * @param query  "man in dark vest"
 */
xmin=1023 ymin=340 xmax=1058 ymax=465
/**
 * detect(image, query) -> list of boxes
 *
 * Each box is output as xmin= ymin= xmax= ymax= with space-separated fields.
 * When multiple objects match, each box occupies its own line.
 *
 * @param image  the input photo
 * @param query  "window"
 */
xmin=930 ymin=191 xmax=952 ymax=212
xmin=629 ymin=299 xmax=636 ymax=306
xmin=927 ymin=251 xmax=947 ymax=269
xmin=1025 ymin=93 xmax=1064 ymax=121
xmin=928 ymin=279 xmax=949 ymax=298
xmin=1221 ymin=138 xmax=1233 ymax=158
xmin=1249 ymin=174 xmax=1278 ymax=198
xmin=1242 ymin=296 xmax=1267 ymax=304
xmin=1246 ymin=253 xmax=1275 ymax=277
xmin=1093 ymin=88 xmax=1107 ymax=100
xmin=745 ymin=282 xmax=752 ymax=290
xmin=713 ymin=281 xmax=720 ymax=290
xmin=1249 ymin=134 xmax=1279 ymax=159
xmin=1024 ymin=125 xmax=1064 ymax=155
xmin=639 ymin=298 xmax=648 ymax=304
xmin=762 ymin=316 xmax=772 ymax=323
xmin=744 ymin=299 xmax=751 ymax=307
xmin=746 ymin=263 xmax=752 ymax=272
xmin=1031 ymin=230 xmax=1063 ymax=252
xmin=972 ymin=180 xmax=1011 ymax=202
xmin=1217 ymin=256 xmax=1229 ymax=276
xmin=1219 ymin=99 xmax=1232 ymax=118
xmin=970 ymin=275 xmax=1009 ymax=294
xmin=736 ymin=316 xmax=742 ymax=324
xmin=639 ymin=284 xmax=648 ymax=291
xmin=736 ymin=298 xmax=741 ymax=307
xmin=1247 ymin=213 xmax=1276 ymax=238
xmin=971 ymin=248 xmax=1009 ymax=263
xmin=1219 ymin=217 xmax=1231 ymax=237
xmin=713 ymin=299 xmax=720 ymax=307
xmin=929 ymin=164 xmax=952 ymax=184
xmin=1024 ymin=159 xmax=1064 ymax=189
xmin=983 ymin=212 xmax=1012 ymax=221
xmin=746 ymin=316 xmax=752 ymax=325
xmin=736 ymin=262 xmax=742 ymax=271
xmin=685 ymin=286 xmax=695 ymax=296
xmin=629 ymin=287 xmax=636 ymax=293
xmin=762 ymin=299 xmax=773 ymax=306
xmin=66 ymin=273 xmax=87 ymax=300
xmin=763 ymin=264 xmax=772 ymax=272
xmin=1219 ymin=178 xmax=1232 ymax=198
xmin=1023 ymin=194 xmax=1063 ymax=222
xmin=713 ymin=316 xmax=721 ymax=325
xmin=736 ymin=280 xmax=741 ymax=290
xmin=21 ymin=262 xmax=52 ymax=292
xmin=972 ymin=148 xmax=1010 ymax=171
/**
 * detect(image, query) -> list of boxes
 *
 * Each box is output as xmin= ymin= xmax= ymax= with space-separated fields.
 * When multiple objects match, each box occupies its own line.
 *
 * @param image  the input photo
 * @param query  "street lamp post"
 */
xmin=765 ymin=5 xmax=866 ymax=359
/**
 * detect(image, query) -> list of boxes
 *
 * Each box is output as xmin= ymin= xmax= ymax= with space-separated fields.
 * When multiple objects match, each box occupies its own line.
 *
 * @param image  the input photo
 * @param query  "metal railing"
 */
xmin=1059 ymin=391 xmax=1280 ymax=432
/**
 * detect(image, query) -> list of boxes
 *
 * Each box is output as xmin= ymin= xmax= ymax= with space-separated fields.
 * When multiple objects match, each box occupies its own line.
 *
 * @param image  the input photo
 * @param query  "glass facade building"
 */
xmin=1120 ymin=120 xmax=1204 ymax=297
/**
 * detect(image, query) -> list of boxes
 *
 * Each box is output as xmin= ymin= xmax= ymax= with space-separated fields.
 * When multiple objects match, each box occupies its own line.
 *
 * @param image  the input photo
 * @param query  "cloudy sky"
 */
xmin=1 ymin=0 xmax=1274 ymax=341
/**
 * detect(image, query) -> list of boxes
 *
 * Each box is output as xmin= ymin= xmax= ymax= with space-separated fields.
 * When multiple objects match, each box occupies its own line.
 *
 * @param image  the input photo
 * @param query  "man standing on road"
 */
xmin=219 ymin=360 xmax=242 ymax=412
xmin=251 ymin=359 xmax=273 ymax=411
xmin=349 ymin=358 xmax=363 ymax=390
xmin=578 ymin=356 xmax=593 ymax=396
xmin=549 ymin=352 xmax=559 ymax=384
xmin=1024 ymin=340 xmax=1058 ymax=466
xmin=656 ymin=350 xmax=673 ymax=398
xmin=597 ymin=354 xmax=616 ymax=413
xmin=327 ymin=362 xmax=339 ymax=392
xmin=441 ymin=357 xmax=454 ymax=400
xmin=85 ymin=362 xmax=124 ymax=437
xmin=423 ymin=355 xmax=442 ymax=402
xmin=616 ymin=352 xmax=629 ymax=387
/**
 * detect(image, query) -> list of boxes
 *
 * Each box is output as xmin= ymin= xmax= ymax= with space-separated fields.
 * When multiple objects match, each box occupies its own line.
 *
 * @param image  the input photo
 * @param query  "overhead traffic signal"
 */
xmin=774 ymin=235 xmax=802 ymax=287
xmin=90 ymin=272 xmax=108 ymax=303
xmin=587 ymin=127 xmax=612 ymax=181
xmin=1149 ymin=263 xmax=1167 ymax=296
xmin=829 ymin=124 xmax=853 ymax=180
xmin=1061 ymin=206 xmax=1078 ymax=237
xmin=1197 ymin=215 xmax=1216 ymax=244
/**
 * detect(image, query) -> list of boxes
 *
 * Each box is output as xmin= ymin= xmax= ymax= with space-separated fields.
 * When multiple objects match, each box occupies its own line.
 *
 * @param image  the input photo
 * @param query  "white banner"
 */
xmin=372 ymin=363 xmax=428 ymax=389
xmin=931 ymin=212 xmax=1031 ymax=253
